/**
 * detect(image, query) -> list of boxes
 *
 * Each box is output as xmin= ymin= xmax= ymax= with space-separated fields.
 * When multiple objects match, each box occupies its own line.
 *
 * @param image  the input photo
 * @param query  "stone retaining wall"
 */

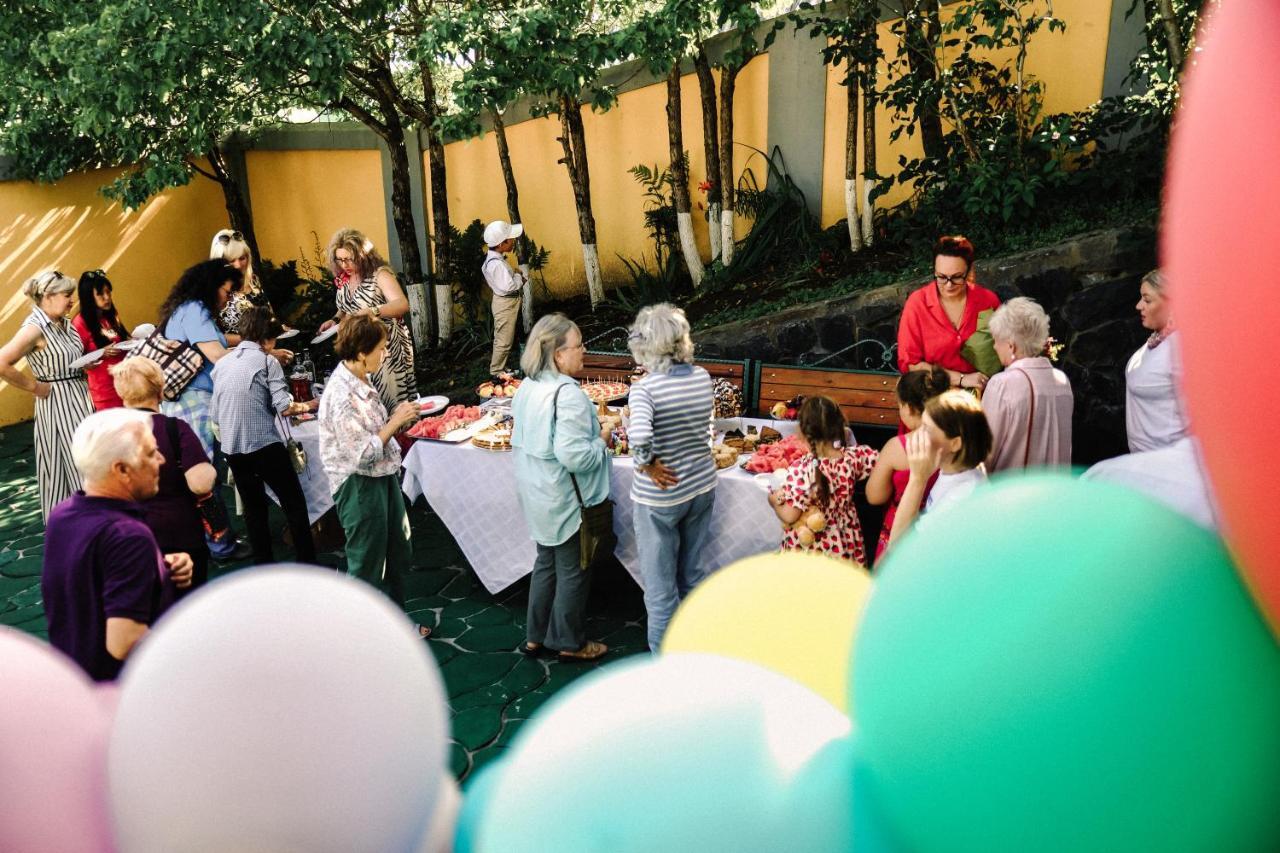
xmin=695 ymin=225 xmax=1158 ymax=466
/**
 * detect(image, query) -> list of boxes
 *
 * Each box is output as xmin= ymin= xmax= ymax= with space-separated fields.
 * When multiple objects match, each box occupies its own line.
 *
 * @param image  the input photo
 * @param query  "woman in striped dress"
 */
xmin=0 ymin=271 xmax=94 ymax=519
xmin=318 ymin=229 xmax=416 ymax=412
xmin=626 ymin=304 xmax=717 ymax=651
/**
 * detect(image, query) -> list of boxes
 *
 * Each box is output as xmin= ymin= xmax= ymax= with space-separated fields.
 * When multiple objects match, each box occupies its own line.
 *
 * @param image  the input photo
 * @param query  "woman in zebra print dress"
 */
xmin=0 ymin=271 xmax=94 ymax=519
xmin=319 ymin=229 xmax=416 ymax=411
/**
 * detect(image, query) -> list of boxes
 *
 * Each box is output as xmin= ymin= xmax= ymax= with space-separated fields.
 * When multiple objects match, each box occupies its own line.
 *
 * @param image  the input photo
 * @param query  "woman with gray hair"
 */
xmin=627 ymin=303 xmax=716 ymax=651
xmin=510 ymin=313 xmax=610 ymax=661
xmin=0 ymin=271 xmax=94 ymax=519
xmin=982 ymin=296 xmax=1074 ymax=472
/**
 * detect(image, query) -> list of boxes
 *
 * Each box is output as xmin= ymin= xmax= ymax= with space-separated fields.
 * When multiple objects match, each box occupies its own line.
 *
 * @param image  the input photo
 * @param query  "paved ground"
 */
xmin=0 ymin=420 xmax=648 ymax=781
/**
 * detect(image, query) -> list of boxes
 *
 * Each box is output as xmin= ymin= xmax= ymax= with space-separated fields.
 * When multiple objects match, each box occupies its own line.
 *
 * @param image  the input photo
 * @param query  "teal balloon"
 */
xmin=475 ymin=654 xmax=854 ymax=852
xmin=455 ymin=760 xmax=504 ymax=853
xmin=854 ymin=473 xmax=1280 ymax=852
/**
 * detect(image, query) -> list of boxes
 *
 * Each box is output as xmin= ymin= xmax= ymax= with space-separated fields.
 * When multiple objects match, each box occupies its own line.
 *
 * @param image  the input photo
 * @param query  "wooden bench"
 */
xmin=754 ymin=364 xmax=900 ymax=429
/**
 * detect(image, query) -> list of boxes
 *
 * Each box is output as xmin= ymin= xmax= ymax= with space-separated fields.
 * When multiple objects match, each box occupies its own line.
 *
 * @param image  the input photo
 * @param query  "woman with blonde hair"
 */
xmin=209 ymin=229 xmax=258 ymax=341
xmin=317 ymin=228 xmax=416 ymax=411
xmin=1126 ymin=269 xmax=1188 ymax=452
xmin=0 ymin=271 xmax=94 ymax=518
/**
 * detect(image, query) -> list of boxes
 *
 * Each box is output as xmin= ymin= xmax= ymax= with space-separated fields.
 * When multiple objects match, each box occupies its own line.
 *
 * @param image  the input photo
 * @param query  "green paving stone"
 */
xmin=401 ymin=568 xmax=456 ymax=599
xmin=507 ymin=690 xmax=551 ymax=719
xmin=450 ymin=682 xmax=518 ymax=711
xmin=18 ymin=546 xmax=42 ymax=560
xmin=502 ymin=656 xmax=549 ymax=696
xmin=10 ymin=535 xmax=42 ymax=551
xmin=0 ymin=573 xmax=38 ymax=600
xmin=8 ymin=584 xmax=41 ymax=608
xmin=440 ymin=572 xmax=481 ymax=600
xmin=5 ymin=608 xmax=46 ymax=629
xmin=1 ymin=556 xmax=42 ymax=578
xmin=449 ymin=742 xmax=470 ymax=779
xmin=599 ymin=624 xmax=649 ymax=653
xmin=463 ymin=605 xmax=513 ymax=627
xmin=494 ymin=717 xmax=529 ymax=749
xmin=451 ymin=704 xmax=503 ymax=750
xmin=467 ymin=745 xmax=507 ymax=781
xmin=545 ymin=661 xmax=599 ymax=692
xmin=441 ymin=652 xmax=517 ymax=698
xmin=427 ymin=641 xmax=459 ymax=668
xmin=454 ymin=623 xmax=525 ymax=653
xmin=0 ymin=550 xmax=17 ymax=567
xmin=431 ymin=617 xmax=469 ymax=640
xmin=440 ymin=597 xmax=489 ymax=621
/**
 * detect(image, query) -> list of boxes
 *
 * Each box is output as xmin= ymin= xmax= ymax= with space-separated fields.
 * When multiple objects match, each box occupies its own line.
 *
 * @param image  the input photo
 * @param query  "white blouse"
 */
xmin=1125 ymin=332 xmax=1190 ymax=453
xmin=925 ymin=465 xmax=988 ymax=514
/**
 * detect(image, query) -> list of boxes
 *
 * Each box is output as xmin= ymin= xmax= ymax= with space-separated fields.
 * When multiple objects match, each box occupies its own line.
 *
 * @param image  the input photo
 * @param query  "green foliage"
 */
xmin=627 ymin=161 xmax=681 ymax=271
xmin=257 ymin=258 xmax=304 ymax=319
xmin=286 ymin=232 xmax=339 ymax=333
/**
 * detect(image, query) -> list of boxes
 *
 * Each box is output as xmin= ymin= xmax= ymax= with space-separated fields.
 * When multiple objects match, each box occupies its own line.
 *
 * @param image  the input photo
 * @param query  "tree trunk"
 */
xmin=843 ymin=71 xmax=864 ymax=254
xmin=384 ymin=119 xmax=436 ymax=349
xmin=205 ymin=146 xmax=261 ymax=266
xmin=718 ymin=64 xmax=740 ymax=267
xmin=491 ymin=107 xmax=534 ymax=330
xmin=900 ymin=0 xmax=945 ymax=162
xmin=667 ymin=64 xmax=704 ymax=288
xmin=421 ymin=63 xmax=453 ymax=344
xmin=1156 ymin=0 xmax=1184 ymax=70
xmin=557 ymin=94 xmax=604 ymax=306
xmin=861 ymin=55 xmax=879 ymax=248
xmin=694 ymin=45 xmax=722 ymax=261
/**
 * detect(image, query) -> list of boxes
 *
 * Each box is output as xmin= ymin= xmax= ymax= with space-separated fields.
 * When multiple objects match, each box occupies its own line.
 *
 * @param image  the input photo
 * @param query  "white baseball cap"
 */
xmin=483 ymin=220 xmax=524 ymax=247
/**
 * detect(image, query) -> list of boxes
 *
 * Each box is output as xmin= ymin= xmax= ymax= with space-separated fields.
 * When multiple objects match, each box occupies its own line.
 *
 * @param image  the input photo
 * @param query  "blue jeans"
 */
xmin=634 ymin=489 xmax=716 ymax=651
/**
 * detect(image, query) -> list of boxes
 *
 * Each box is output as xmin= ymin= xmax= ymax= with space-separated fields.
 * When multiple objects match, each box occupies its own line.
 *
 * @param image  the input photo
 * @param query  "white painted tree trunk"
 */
xmin=719 ymin=209 xmax=735 ymax=267
xmin=582 ymin=243 xmax=604 ymax=306
xmin=708 ymin=202 xmax=722 ymax=261
xmin=676 ymin=212 xmax=704 ymax=288
xmin=861 ymin=177 xmax=879 ymax=248
xmin=844 ymin=177 xmax=864 ymax=253
xmin=519 ymin=264 xmax=533 ymax=330
xmin=405 ymin=282 xmax=431 ymax=357
xmin=433 ymin=283 xmax=452 ymax=344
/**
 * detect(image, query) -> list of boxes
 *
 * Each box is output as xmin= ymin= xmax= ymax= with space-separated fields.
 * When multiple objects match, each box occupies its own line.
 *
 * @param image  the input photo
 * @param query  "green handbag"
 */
xmin=959 ymin=308 xmax=1005 ymax=378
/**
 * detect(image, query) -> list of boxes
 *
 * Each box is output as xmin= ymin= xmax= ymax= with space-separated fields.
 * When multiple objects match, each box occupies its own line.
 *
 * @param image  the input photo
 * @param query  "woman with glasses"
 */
xmin=897 ymin=235 xmax=1001 ymax=391
xmin=71 ymin=270 xmax=129 ymax=410
xmin=0 ymin=271 xmax=94 ymax=519
xmin=319 ymin=228 xmax=416 ymax=411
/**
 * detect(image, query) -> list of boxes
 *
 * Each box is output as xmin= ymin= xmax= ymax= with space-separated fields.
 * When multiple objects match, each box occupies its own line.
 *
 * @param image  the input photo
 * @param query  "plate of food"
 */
xmin=580 ymin=379 xmax=629 ymax=404
xmin=742 ymin=434 xmax=809 ymax=473
xmin=471 ymin=423 xmax=514 ymax=451
xmin=415 ymin=395 xmax=450 ymax=416
xmin=477 ymin=376 xmax=521 ymax=399
xmin=406 ymin=405 xmax=486 ymax=442
xmin=310 ymin=324 xmax=339 ymax=346
xmin=712 ymin=443 xmax=740 ymax=472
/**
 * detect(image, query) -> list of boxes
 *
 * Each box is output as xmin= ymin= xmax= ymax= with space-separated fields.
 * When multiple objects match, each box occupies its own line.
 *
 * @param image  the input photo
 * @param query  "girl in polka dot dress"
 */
xmin=768 ymin=395 xmax=878 ymax=565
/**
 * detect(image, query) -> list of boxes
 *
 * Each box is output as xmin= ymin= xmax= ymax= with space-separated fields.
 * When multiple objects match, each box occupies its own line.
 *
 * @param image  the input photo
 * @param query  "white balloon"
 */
xmin=108 ymin=566 xmax=448 ymax=853
xmin=416 ymin=774 xmax=461 ymax=853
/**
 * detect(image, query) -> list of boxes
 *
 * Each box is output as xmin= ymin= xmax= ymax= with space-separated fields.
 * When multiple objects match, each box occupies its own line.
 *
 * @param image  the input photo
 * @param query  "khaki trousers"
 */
xmin=490 ymin=293 xmax=523 ymax=375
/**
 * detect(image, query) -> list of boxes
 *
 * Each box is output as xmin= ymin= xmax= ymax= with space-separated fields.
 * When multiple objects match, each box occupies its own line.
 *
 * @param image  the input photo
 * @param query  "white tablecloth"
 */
xmin=401 ymin=439 xmax=786 ymax=594
xmin=265 ymin=419 xmax=333 ymax=524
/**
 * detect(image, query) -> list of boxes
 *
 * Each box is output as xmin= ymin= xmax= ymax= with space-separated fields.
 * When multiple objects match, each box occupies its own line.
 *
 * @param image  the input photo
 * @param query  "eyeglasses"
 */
xmin=557 ymin=341 xmax=585 ymax=352
xmin=335 ymin=255 xmax=357 ymax=266
xmin=215 ymin=231 xmax=244 ymax=245
xmin=933 ymin=272 xmax=969 ymax=285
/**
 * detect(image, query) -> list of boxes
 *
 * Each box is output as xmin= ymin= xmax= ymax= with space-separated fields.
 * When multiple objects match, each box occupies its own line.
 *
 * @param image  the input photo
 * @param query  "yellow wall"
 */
xmin=820 ymin=0 xmax=1113 ymax=228
xmin=245 ymin=149 xmax=388 ymax=271
xmin=435 ymin=55 xmax=769 ymax=298
xmin=0 ymin=169 xmax=227 ymax=426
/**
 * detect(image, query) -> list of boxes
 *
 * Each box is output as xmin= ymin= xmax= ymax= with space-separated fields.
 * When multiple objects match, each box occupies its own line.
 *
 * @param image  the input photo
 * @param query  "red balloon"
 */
xmin=1164 ymin=0 xmax=1280 ymax=636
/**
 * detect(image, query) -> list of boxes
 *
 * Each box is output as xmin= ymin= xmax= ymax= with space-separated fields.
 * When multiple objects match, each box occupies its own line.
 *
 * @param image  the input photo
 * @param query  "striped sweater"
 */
xmin=628 ymin=364 xmax=716 ymax=506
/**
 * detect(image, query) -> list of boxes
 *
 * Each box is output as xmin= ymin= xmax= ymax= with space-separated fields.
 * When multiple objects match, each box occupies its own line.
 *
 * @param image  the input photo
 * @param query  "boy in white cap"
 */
xmin=482 ymin=219 xmax=527 ymax=377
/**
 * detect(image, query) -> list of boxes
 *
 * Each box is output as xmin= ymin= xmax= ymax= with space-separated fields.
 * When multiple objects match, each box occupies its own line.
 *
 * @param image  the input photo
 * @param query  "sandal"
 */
xmin=558 ymin=641 xmax=608 ymax=662
xmin=518 ymin=641 xmax=554 ymax=658
xmin=417 ymin=624 xmax=433 ymax=639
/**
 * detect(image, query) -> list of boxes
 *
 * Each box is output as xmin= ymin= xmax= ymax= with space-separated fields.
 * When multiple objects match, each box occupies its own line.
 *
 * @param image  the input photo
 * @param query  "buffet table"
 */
xmin=265 ymin=418 xmax=333 ymax=524
xmin=401 ymin=436 xmax=787 ymax=594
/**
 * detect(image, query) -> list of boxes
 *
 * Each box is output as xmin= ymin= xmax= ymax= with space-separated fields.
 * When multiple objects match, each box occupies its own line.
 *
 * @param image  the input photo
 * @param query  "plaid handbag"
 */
xmin=129 ymin=329 xmax=205 ymax=400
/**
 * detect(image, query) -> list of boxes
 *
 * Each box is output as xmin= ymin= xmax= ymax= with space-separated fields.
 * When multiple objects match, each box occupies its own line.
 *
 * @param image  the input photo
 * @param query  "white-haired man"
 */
xmin=482 ymin=219 xmax=527 ymax=378
xmin=41 ymin=408 xmax=193 ymax=680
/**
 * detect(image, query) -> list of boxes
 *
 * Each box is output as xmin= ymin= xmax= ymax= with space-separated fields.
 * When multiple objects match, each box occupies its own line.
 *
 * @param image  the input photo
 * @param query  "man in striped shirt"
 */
xmin=627 ymin=304 xmax=717 ymax=650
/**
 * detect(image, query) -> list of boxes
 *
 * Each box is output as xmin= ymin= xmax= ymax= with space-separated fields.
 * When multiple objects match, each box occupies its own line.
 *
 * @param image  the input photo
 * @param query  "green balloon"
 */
xmin=455 ymin=760 xmax=503 ymax=853
xmin=854 ymin=473 xmax=1280 ymax=852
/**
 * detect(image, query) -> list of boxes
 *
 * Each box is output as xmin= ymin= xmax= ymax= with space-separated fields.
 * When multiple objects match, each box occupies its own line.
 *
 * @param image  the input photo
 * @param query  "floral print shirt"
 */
xmin=317 ymin=362 xmax=402 ymax=494
xmin=777 ymin=446 xmax=879 ymax=565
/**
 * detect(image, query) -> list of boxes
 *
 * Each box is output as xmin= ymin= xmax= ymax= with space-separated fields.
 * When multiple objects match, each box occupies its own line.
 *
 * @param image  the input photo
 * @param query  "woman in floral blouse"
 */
xmin=317 ymin=313 xmax=430 ymax=637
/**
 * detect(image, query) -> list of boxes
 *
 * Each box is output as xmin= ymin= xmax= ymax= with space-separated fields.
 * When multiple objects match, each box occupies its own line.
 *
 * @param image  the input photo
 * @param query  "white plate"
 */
xmin=68 ymin=349 xmax=107 ymax=371
xmin=276 ymin=328 xmax=299 ymax=340
xmin=130 ymin=323 xmax=155 ymax=340
xmin=115 ymin=339 xmax=140 ymax=352
xmin=753 ymin=471 xmax=787 ymax=492
xmin=310 ymin=325 xmax=339 ymax=345
xmin=416 ymin=395 xmax=450 ymax=416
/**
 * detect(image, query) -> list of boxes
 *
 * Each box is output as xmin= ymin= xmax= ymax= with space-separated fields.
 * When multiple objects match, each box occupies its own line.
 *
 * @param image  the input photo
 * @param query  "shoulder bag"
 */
xmin=129 ymin=328 xmax=204 ymax=401
xmin=265 ymin=352 xmax=308 ymax=475
xmin=160 ymin=412 xmax=230 ymax=541
xmin=553 ymin=384 xmax=616 ymax=570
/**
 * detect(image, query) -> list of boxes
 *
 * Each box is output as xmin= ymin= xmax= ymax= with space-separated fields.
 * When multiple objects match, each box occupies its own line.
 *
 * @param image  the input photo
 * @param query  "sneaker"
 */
xmin=212 ymin=540 xmax=253 ymax=565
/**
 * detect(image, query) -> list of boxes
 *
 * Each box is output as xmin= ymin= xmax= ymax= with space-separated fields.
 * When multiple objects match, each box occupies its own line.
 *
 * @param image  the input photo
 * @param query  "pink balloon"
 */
xmin=0 ymin=628 xmax=116 ymax=853
xmin=1164 ymin=0 xmax=1280 ymax=637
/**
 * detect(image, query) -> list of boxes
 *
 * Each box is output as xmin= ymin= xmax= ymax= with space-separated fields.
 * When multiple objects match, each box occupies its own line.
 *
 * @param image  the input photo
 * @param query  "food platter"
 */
xmin=415 ymin=395 xmax=450 ymax=416
xmin=407 ymin=406 xmax=489 ymax=442
xmin=580 ymin=380 xmax=629 ymax=404
xmin=471 ymin=423 xmax=513 ymax=451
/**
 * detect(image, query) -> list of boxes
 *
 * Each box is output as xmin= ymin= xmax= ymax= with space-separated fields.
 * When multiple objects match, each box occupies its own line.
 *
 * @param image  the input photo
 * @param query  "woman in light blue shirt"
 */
xmin=511 ymin=314 xmax=610 ymax=661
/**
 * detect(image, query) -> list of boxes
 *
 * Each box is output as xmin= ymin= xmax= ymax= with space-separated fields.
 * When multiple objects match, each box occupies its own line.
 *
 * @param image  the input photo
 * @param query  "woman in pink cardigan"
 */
xmin=982 ymin=297 xmax=1074 ymax=472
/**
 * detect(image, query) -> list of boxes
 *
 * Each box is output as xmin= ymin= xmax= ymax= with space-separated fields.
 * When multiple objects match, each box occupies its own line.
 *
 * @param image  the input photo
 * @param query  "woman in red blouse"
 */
xmin=896 ymin=235 xmax=1001 ymax=390
xmin=71 ymin=270 xmax=129 ymax=410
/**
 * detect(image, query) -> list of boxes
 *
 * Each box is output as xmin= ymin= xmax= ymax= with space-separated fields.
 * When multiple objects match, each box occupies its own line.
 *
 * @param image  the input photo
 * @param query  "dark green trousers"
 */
xmin=334 ymin=473 xmax=411 ymax=608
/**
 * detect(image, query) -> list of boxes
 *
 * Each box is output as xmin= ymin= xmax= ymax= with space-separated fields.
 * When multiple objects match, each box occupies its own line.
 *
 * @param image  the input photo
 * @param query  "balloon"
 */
xmin=0 ymin=627 xmax=115 ymax=853
xmin=108 ymin=566 xmax=448 ymax=853
xmin=416 ymin=774 xmax=461 ymax=853
xmin=855 ymin=475 xmax=1280 ymax=852
xmin=1164 ymin=0 xmax=1280 ymax=636
xmin=477 ymin=654 xmax=853 ymax=852
xmin=662 ymin=550 xmax=872 ymax=712
xmin=454 ymin=762 xmax=504 ymax=853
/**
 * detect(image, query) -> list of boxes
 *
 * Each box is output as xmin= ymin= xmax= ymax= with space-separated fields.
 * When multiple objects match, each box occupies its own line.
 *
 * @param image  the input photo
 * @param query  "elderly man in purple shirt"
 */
xmin=42 ymin=408 xmax=194 ymax=681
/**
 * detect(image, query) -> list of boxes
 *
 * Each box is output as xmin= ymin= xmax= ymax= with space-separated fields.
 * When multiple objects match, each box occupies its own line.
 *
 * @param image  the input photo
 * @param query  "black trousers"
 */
xmin=225 ymin=442 xmax=316 ymax=565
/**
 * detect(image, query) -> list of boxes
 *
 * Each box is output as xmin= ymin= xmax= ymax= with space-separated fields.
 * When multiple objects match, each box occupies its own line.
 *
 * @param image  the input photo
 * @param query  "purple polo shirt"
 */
xmin=42 ymin=492 xmax=165 ymax=681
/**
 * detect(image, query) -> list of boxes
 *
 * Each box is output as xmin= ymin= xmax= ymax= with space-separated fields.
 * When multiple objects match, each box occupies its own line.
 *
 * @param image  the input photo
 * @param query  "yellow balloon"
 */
xmin=662 ymin=551 xmax=872 ymax=713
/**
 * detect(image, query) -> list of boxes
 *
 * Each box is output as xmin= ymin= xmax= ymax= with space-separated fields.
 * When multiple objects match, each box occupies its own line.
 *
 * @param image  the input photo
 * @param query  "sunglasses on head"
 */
xmin=215 ymin=231 xmax=245 ymax=245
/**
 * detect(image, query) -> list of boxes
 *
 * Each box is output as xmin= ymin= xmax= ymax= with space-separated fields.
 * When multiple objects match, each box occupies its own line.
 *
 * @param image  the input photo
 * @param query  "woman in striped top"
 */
xmin=0 ymin=271 xmax=94 ymax=519
xmin=627 ymin=304 xmax=717 ymax=651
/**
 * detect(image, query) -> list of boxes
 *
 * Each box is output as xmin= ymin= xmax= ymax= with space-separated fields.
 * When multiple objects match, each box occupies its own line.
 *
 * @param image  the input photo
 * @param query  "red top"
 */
xmin=896 ymin=281 xmax=1001 ymax=374
xmin=72 ymin=314 xmax=126 ymax=410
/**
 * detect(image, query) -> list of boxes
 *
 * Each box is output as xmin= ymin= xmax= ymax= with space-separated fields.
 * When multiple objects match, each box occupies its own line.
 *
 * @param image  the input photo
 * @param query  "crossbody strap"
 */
xmin=1017 ymin=367 xmax=1035 ymax=467
xmin=552 ymin=384 xmax=587 ymax=511
xmin=265 ymin=351 xmax=295 ymax=442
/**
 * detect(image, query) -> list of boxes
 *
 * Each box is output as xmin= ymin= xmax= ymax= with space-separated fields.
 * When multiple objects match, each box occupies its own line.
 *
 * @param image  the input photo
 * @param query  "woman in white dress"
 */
xmin=1126 ymin=270 xmax=1189 ymax=453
